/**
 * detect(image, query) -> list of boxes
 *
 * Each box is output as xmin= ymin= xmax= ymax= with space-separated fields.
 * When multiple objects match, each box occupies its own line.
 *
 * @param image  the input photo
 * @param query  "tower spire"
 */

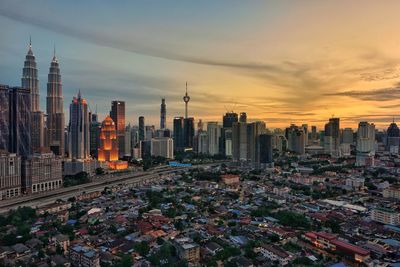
xmin=183 ymin=82 xmax=191 ymax=119
xmin=29 ymin=35 xmax=32 ymax=48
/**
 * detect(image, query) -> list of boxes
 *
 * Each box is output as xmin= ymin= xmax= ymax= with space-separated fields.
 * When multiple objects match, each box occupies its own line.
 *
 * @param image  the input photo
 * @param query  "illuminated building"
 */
xmin=110 ymin=100 xmax=125 ymax=158
xmin=98 ymin=116 xmax=127 ymax=170
xmin=98 ymin=116 xmax=118 ymax=162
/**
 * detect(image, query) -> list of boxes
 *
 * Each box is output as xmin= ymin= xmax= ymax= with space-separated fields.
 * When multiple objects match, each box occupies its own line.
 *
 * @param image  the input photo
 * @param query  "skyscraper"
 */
xmin=0 ymin=85 xmax=31 ymax=158
xmin=232 ymin=121 xmax=248 ymax=162
xmin=89 ymin=112 xmax=101 ymax=158
xmin=324 ymin=118 xmax=340 ymax=157
xmin=46 ymin=49 xmax=65 ymax=156
xmin=68 ymin=91 xmax=90 ymax=159
xmin=22 ymin=39 xmax=44 ymax=152
xmin=286 ymin=124 xmax=305 ymax=155
xmin=221 ymin=112 xmax=238 ymax=156
xmin=22 ymin=38 xmax=39 ymax=112
xmin=387 ymin=121 xmax=400 ymax=154
xmin=138 ymin=116 xmax=145 ymax=142
xmin=342 ymin=128 xmax=354 ymax=144
xmin=223 ymin=112 xmax=239 ymax=128
xmin=98 ymin=116 xmax=119 ymax=162
xmin=207 ymin=122 xmax=221 ymax=155
xmin=160 ymin=98 xmax=166 ymax=129
xmin=239 ymin=112 xmax=247 ymax=123
xmin=356 ymin=122 xmax=375 ymax=166
xmin=173 ymin=117 xmax=184 ymax=152
xmin=257 ymin=134 xmax=273 ymax=168
xmin=110 ymin=101 xmax=125 ymax=159
xmin=184 ymin=118 xmax=195 ymax=149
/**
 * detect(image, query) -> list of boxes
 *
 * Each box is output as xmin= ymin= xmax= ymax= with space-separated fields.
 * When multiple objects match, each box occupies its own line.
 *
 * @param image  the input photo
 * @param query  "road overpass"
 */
xmin=0 ymin=162 xmax=224 ymax=214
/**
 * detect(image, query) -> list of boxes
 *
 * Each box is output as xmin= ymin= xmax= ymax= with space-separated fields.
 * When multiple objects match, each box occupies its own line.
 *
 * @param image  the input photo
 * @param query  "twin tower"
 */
xmin=22 ymin=39 xmax=65 ymax=156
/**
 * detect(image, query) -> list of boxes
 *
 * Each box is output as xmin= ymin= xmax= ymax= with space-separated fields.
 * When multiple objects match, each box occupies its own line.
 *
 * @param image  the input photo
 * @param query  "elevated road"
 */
xmin=0 ymin=162 xmax=223 ymax=214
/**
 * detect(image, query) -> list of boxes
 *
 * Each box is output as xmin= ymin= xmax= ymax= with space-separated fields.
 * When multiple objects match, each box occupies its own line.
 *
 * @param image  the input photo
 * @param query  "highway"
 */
xmin=0 ymin=163 xmax=221 ymax=214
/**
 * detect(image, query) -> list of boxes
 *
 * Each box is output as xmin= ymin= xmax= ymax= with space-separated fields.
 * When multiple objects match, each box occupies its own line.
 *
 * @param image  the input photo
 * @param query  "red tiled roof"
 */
xmin=331 ymin=239 xmax=370 ymax=256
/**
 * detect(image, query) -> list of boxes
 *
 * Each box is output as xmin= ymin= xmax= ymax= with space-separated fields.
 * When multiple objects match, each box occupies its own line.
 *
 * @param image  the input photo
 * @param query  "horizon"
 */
xmin=1 ymin=1 xmax=400 ymax=129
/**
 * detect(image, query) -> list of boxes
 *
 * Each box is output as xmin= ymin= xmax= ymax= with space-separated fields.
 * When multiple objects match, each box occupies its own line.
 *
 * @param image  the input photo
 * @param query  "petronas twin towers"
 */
xmin=22 ymin=39 xmax=64 ymax=156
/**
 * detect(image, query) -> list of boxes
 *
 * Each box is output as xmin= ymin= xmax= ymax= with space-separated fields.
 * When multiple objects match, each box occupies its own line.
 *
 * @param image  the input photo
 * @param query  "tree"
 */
xmin=95 ymin=167 xmax=105 ymax=175
xmin=134 ymin=241 xmax=150 ymax=256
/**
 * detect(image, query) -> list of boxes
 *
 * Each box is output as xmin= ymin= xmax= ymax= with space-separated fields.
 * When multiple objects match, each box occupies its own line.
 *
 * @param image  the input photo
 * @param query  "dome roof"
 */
xmin=102 ymin=116 xmax=115 ymax=127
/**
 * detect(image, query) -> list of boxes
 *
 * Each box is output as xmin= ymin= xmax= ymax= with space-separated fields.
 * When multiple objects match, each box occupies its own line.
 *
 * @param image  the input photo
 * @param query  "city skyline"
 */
xmin=1 ymin=1 xmax=400 ymax=129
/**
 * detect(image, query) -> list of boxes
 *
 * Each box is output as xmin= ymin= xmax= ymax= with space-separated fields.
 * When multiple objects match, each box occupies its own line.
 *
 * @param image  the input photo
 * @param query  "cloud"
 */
xmin=325 ymin=87 xmax=400 ymax=101
xmin=0 ymin=6 xmax=285 ymax=73
xmin=360 ymin=68 xmax=400 ymax=81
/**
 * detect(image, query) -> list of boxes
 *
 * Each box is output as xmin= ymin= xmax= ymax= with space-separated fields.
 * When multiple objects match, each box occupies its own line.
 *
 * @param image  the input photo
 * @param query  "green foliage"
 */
xmin=215 ymin=246 xmax=241 ymax=261
xmin=134 ymin=241 xmax=150 ymax=256
xmin=95 ymin=167 xmax=105 ymax=175
xmin=274 ymin=210 xmax=310 ymax=229
xmin=63 ymin=171 xmax=90 ymax=187
xmin=114 ymin=255 xmax=133 ymax=267
xmin=0 ymin=207 xmax=37 ymax=246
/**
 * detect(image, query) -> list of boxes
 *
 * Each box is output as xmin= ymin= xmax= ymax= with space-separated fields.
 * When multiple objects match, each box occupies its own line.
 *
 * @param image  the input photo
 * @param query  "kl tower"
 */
xmin=183 ymin=82 xmax=190 ymax=118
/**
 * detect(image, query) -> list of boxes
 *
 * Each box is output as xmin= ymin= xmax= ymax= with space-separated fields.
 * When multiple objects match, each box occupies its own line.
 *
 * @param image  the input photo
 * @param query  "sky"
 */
xmin=1 ymin=1 xmax=400 ymax=130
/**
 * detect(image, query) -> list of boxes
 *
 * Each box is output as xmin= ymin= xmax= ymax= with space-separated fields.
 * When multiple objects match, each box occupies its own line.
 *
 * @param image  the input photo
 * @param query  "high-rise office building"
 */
xmin=221 ymin=112 xmax=238 ymax=156
xmin=22 ymin=40 xmax=44 ymax=152
xmin=286 ymin=124 xmax=305 ymax=155
xmin=124 ymin=125 xmax=132 ymax=157
xmin=342 ymin=128 xmax=354 ymax=144
xmin=138 ymin=116 xmax=145 ymax=142
xmin=151 ymin=137 xmax=174 ymax=159
xmin=232 ymin=121 xmax=248 ymax=162
xmin=311 ymin=126 xmax=318 ymax=141
xmin=173 ymin=117 xmax=184 ymax=152
xmin=22 ymin=148 xmax=62 ymax=194
xmin=324 ymin=118 xmax=340 ymax=157
xmin=110 ymin=101 xmax=125 ymax=158
xmin=98 ymin=116 xmax=119 ymax=162
xmin=356 ymin=122 xmax=375 ymax=166
xmin=257 ymin=134 xmax=273 ymax=168
xmin=387 ymin=121 xmax=400 ymax=154
xmin=0 ymin=85 xmax=32 ymax=158
xmin=145 ymin=125 xmax=155 ymax=141
xmin=207 ymin=122 xmax=221 ymax=155
xmin=89 ymin=112 xmax=101 ymax=158
xmin=197 ymin=131 xmax=209 ymax=154
xmin=46 ymin=50 xmax=65 ymax=156
xmin=0 ymin=151 xmax=21 ymax=200
xmin=239 ymin=112 xmax=247 ymax=123
xmin=247 ymin=121 xmax=266 ymax=164
xmin=160 ymin=98 xmax=166 ymax=129
xmin=223 ymin=112 xmax=239 ymax=128
xmin=68 ymin=91 xmax=90 ymax=159
xmin=184 ymin=118 xmax=195 ymax=149
xmin=22 ymin=39 xmax=39 ymax=112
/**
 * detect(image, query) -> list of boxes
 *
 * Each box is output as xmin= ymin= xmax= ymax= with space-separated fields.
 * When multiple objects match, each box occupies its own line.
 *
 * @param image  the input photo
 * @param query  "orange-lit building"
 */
xmin=98 ymin=116 xmax=127 ymax=170
xmin=98 ymin=116 xmax=118 ymax=162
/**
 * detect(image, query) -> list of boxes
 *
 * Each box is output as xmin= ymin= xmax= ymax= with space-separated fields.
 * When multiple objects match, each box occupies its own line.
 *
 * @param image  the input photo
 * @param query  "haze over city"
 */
xmin=1 ymin=0 xmax=400 ymax=128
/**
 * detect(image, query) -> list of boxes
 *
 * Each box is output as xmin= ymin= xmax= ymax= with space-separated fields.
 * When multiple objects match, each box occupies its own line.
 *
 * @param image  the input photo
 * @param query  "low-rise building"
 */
xmin=371 ymin=208 xmax=400 ymax=225
xmin=257 ymin=244 xmax=291 ymax=266
xmin=174 ymin=237 xmax=200 ymax=263
xmin=383 ymin=186 xmax=400 ymax=199
xmin=69 ymin=245 xmax=100 ymax=267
